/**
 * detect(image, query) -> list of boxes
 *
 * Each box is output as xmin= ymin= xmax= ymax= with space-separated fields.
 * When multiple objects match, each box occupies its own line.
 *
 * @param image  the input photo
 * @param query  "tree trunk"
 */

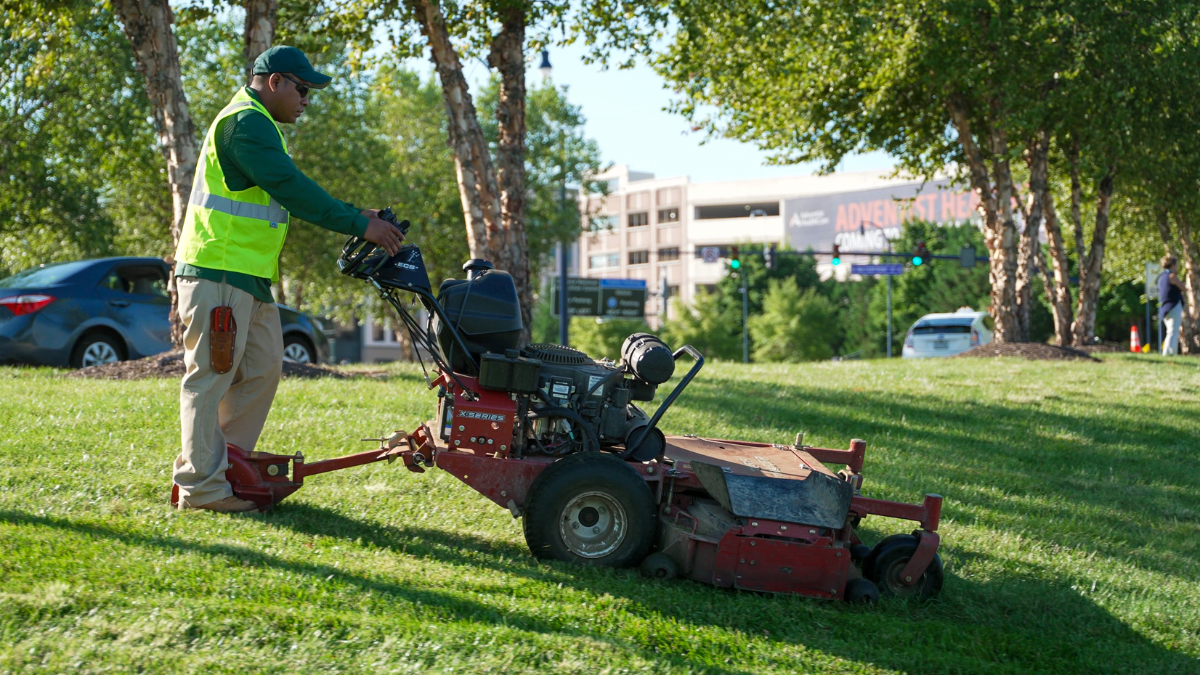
xmin=409 ymin=0 xmax=501 ymax=261
xmin=1173 ymin=212 xmax=1200 ymax=354
xmin=1042 ymin=188 xmax=1074 ymax=345
xmin=489 ymin=4 xmax=533 ymax=341
xmin=1071 ymin=171 xmax=1115 ymax=345
xmin=1068 ymin=139 xmax=1085 ymax=264
xmin=946 ymin=99 xmax=1021 ymax=343
xmin=1015 ymin=133 xmax=1049 ymax=342
xmin=112 ymin=0 xmax=198 ymax=349
xmin=989 ymin=141 xmax=1022 ymax=343
xmin=243 ymin=0 xmax=277 ymax=82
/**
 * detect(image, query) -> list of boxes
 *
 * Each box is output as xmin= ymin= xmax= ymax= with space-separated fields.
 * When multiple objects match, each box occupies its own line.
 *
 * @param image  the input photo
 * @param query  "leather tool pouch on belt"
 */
xmin=209 ymin=307 xmax=237 ymax=374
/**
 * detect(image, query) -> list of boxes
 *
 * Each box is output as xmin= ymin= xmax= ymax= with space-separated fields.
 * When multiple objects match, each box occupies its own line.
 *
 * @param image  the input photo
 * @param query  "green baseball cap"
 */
xmin=252 ymin=45 xmax=332 ymax=89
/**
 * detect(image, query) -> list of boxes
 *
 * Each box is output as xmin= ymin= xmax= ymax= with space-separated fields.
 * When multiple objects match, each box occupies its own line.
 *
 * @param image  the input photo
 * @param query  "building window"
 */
xmin=589 ymin=214 xmax=618 ymax=232
xmin=365 ymin=316 xmax=400 ymax=346
xmin=628 ymin=250 xmax=650 ymax=265
xmin=694 ymin=202 xmax=781 ymax=220
xmin=668 ymin=285 xmax=680 ymax=299
xmin=589 ymin=253 xmax=619 ymax=269
xmin=657 ymin=247 xmax=680 ymax=261
xmin=628 ymin=212 xmax=649 ymax=228
xmin=657 ymin=208 xmax=679 ymax=223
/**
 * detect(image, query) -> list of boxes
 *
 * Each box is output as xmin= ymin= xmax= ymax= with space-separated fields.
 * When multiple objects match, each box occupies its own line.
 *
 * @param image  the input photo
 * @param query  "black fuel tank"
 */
xmin=434 ymin=261 xmax=523 ymax=372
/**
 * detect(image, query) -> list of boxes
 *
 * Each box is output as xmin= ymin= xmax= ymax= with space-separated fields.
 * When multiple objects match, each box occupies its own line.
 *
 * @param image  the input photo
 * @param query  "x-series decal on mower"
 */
xmin=171 ymin=208 xmax=945 ymax=603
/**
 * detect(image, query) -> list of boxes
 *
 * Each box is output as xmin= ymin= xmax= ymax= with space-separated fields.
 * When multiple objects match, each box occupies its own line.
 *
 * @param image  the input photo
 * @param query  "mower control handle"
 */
xmin=337 ymin=207 xmax=411 ymax=276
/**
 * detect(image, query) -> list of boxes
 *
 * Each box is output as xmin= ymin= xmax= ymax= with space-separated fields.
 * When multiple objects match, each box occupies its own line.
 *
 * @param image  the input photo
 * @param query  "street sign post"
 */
xmin=851 ymin=263 xmax=904 ymax=356
xmin=1145 ymin=262 xmax=1162 ymax=300
xmin=851 ymin=263 xmax=905 ymax=276
xmin=551 ymin=278 xmax=648 ymax=318
xmin=1145 ymin=261 xmax=1162 ymax=350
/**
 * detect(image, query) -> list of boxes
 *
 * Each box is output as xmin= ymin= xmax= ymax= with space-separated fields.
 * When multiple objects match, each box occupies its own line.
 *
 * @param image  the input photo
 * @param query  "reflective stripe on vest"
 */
xmin=175 ymin=90 xmax=290 ymax=282
xmin=187 ymin=190 xmax=288 ymax=225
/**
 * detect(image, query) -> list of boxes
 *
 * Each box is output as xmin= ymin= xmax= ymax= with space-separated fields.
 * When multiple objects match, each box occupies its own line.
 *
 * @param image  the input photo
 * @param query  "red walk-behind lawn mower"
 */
xmin=173 ymin=210 xmax=945 ymax=603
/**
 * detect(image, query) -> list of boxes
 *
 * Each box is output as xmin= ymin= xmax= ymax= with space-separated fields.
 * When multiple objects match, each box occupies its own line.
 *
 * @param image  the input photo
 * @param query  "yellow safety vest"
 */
xmin=176 ymin=88 xmax=290 ymax=283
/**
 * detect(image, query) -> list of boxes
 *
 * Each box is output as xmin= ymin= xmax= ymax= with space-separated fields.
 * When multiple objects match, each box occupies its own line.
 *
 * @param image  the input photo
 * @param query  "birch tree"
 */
xmin=308 ymin=0 xmax=576 ymax=340
xmin=112 ymin=0 xmax=198 ymax=346
xmin=243 ymin=0 xmax=277 ymax=78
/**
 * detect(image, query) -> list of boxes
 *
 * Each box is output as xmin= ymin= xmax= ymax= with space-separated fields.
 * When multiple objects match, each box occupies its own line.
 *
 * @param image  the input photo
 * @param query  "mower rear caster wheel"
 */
xmin=523 ymin=452 xmax=656 ymax=568
xmin=843 ymin=578 xmax=879 ymax=604
xmin=864 ymin=535 xmax=943 ymax=600
xmin=849 ymin=544 xmax=872 ymax=563
xmin=639 ymin=552 xmax=678 ymax=580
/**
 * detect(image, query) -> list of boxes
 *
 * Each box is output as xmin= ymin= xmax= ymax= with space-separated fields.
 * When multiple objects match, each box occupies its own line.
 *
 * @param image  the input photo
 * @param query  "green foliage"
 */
xmin=748 ymin=279 xmax=837 ymax=362
xmin=528 ymin=291 xmax=560 ymax=345
xmin=0 ymin=2 xmax=152 ymax=275
xmin=567 ymin=317 xmax=649 ymax=359
xmin=714 ymin=245 xmax=824 ymax=319
xmin=658 ymin=289 xmax=741 ymax=361
xmin=0 ymin=6 xmax=602 ymax=328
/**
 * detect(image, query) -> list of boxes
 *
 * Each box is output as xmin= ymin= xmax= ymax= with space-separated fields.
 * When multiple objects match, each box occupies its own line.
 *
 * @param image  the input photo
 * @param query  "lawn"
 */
xmin=1 ymin=354 xmax=1198 ymax=674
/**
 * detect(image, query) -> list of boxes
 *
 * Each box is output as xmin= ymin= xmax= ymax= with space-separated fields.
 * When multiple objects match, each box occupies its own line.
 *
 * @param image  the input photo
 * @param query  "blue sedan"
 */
xmin=0 ymin=257 xmax=329 ymax=368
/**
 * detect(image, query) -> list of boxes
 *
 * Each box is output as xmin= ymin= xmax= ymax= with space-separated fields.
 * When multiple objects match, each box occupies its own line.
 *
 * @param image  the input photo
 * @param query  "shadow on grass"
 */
xmin=0 ymin=509 xmax=752 ymax=675
xmin=4 ymin=496 xmax=1195 ymax=673
xmin=260 ymin=503 xmax=1198 ymax=674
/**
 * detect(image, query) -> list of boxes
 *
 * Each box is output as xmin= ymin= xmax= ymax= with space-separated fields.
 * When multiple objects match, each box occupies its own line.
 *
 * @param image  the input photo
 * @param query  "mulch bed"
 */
xmin=955 ymin=342 xmax=1101 ymax=361
xmin=66 ymin=350 xmax=350 ymax=380
xmin=1076 ymin=342 xmax=1127 ymax=354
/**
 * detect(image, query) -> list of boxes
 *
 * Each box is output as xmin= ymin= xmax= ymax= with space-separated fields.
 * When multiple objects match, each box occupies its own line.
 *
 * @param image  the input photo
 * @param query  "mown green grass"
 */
xmin=1 ymin=355 xmax=1198 ymax=674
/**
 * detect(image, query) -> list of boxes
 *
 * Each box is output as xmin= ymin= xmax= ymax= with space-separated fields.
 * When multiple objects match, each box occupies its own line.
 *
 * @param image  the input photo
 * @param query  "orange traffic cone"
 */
xmin=1130 ymin=325 xmax=1142 ymax=353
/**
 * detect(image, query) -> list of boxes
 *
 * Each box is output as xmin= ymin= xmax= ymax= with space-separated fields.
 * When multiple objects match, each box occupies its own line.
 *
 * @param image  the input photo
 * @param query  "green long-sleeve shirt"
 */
xmin=176 ymin=87 xmax=368 ymax=302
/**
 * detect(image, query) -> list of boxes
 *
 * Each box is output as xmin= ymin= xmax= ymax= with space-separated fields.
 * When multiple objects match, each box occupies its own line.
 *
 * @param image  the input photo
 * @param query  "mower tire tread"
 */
xmin=523 ymin=452 xmax=656 ymax=568
xmin=863 ymin=534 xmax=944 ymax=600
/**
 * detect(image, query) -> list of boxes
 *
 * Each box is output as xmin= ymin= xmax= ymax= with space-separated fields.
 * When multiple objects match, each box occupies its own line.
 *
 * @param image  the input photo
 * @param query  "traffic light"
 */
xmin=730 ymin=245 xmax=741 ymax=270
xmin=764 ymin=243 xmax=777 ymax=270
xmin=913 ymin=241 xmax=929 ymax=266
xmin=831 ymin=243 xmax=841 ymax=266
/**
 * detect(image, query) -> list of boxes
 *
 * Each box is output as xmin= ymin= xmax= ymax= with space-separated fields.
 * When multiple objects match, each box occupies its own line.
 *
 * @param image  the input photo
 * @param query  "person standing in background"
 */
xmin=1159 ymin=255 xmax=1186 ymax=355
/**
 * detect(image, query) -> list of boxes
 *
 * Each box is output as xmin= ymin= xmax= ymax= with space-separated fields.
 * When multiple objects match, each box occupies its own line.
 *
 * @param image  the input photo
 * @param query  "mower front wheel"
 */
xmin=523 ymin=452 xmax=656 ymax=568
xmin=639 ymin=552 xmax=678 ymax=580
xmin=863 ymin=534 xmax=944 ymax=600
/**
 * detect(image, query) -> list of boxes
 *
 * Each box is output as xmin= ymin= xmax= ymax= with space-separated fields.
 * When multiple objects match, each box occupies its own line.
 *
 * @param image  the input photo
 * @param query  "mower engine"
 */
xmin=430 ymin=260 xmax=677 ymax=462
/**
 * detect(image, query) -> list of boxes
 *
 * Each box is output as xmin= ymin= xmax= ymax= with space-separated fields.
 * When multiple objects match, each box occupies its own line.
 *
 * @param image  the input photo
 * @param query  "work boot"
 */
xmin=178 ymin=495 xmax=259 ymax=513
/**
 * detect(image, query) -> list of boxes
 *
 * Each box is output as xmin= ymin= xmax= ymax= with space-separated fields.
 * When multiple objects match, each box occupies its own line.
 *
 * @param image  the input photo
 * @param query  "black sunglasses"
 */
xmin=277 ymin=73 xmax=311 ymax=98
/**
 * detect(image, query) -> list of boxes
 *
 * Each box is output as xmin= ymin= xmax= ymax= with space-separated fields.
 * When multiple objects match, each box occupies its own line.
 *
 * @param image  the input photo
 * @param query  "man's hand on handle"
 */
xmin=362 ymin=209 xmax=405 ymax=256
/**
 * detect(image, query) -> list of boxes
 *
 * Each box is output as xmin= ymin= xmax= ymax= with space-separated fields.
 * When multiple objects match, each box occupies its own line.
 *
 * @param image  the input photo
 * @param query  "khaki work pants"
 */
xmin=173 ymin=276 xmax=282 ymax=506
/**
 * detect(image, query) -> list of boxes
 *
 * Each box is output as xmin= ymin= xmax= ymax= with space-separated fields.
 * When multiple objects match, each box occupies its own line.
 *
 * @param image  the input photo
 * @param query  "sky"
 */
xmin=450 ymin=41 xmax=897 ymax=185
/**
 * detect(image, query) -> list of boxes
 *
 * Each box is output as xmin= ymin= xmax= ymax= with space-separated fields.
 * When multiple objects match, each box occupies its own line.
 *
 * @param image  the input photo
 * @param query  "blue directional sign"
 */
xmin=851 ymin=263 xmax=905 ymax=276
xmin=552 ymin=278 xmax=647 ymax=317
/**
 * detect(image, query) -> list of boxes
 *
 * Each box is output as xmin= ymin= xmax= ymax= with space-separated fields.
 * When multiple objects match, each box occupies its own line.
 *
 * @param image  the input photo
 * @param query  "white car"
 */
xmin=902 ymin=308 xmax=993 ymax=358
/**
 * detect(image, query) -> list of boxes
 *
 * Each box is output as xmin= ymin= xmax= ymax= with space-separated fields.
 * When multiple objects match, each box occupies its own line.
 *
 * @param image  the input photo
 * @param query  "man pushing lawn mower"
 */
xmin=161 ymin=48 xmax=947 ymax=604
xmin=171 ymin=46 xmax=406 ymax=513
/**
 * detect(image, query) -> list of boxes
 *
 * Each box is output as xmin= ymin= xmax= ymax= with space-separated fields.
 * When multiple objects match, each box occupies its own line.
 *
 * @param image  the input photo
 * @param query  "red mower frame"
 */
xmin=171 ymin=415 xmax=943 ymax=603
